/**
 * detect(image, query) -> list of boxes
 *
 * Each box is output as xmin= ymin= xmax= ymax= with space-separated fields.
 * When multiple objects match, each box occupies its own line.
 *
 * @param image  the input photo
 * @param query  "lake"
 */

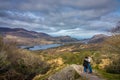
xmin=20 ymin=44 xmax=62 ymax=51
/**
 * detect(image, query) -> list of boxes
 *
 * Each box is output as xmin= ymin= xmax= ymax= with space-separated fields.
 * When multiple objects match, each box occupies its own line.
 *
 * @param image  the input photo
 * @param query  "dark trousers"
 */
xmin=84 ymin=66 xmax=87 ymax=72
xmin=84 ymin=64 xmax=92 ymax=73
xmin=88 ymin=63 xmax=92 ymax=73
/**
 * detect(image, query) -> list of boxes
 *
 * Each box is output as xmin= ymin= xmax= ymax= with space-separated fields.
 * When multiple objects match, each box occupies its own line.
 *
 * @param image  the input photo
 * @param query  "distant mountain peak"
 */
xmin=88 ymin=34 xmax=108 ymax=43
xmin=92 ymin=34 xmax=108 ymax=39
xmin=0 ymin=27 xmax=27 ymax=32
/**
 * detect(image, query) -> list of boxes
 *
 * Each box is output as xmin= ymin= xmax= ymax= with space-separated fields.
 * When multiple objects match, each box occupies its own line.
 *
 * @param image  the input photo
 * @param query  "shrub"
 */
xmin=12 ymin=51 xmax=50 ymax=79
xmin=0 ymin=37 xmax=11 ymax=74
xmin=0 ymin=51 xmax=10 ymax=74
xmin=102 ymin=35 xmax=120 ymax=74
xmin=0 ymin=36 xmax=50 ymax=80
xmin=105 ymin=57 xmax=120 ymax=74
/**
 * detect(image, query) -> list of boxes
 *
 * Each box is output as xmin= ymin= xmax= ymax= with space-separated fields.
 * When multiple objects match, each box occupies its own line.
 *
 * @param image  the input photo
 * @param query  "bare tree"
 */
xmin=111 ymin=21 xmax=120 ymax=34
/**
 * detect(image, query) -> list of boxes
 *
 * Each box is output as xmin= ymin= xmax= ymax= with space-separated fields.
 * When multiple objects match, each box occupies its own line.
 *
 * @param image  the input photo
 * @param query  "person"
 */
xmin=83 ymin=57 xmax=89 ymax=73
xmin=83 ymin=56 xmax=92 ymax=73
xmin=87 ymin=56 xmax=92 ymax=73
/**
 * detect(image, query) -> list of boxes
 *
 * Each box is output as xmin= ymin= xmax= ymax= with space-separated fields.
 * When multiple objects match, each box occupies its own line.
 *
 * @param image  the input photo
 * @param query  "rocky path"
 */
xmin=71 ymin=64 xmax=104 ymax=80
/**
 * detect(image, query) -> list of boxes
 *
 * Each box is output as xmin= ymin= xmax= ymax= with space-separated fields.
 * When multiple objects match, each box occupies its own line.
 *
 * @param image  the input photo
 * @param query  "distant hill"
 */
xmin=0 ymin=27 xmax=78 ymax=45
xmin=0 ymin=27 xmax=52 ymax=38
xmin=88 ymin=34 xmax=109 ymax=43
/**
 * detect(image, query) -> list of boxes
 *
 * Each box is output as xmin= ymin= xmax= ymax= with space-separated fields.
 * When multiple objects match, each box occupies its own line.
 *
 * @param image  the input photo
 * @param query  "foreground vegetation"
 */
xmin=96 ymin=69 xmax=120 ymax=80
xmin=0 ymin=37 xmax=50 ymax=80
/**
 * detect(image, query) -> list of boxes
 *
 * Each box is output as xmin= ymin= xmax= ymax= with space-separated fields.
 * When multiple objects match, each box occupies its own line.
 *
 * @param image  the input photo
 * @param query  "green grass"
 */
xmin=96 ymin=69 xmax=120 ymax=80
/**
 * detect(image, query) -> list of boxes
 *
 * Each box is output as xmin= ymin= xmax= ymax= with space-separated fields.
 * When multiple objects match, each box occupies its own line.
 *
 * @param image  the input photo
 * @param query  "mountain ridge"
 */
xmin=88 ymin=34 xmax=109 ymax=43
xmin=0 ymin=27 xmax=78 ymax=45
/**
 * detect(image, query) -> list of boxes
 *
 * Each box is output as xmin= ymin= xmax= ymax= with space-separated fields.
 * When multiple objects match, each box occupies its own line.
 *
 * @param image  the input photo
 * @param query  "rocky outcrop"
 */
xmin=48 ymin=65 xmax=82 ymax=80
xmin=48 ymin=64 xmax=104 ymax=80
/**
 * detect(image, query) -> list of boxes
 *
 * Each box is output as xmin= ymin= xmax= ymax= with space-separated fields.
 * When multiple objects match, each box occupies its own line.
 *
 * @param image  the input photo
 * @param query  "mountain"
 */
xmin=0 ymin=27 xmax=78 ymax=45
xmin=0 ymin=27 xmax=51 ymax=38
xmin=51 ymin=36 xmax=78 ymax=43
xmin=88 ymin=34 xmax=108 ymax=43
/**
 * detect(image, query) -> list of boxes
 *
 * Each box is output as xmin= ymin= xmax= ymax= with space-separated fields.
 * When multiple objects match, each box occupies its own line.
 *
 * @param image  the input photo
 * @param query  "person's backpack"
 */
xmin=83 ymin=60 xmax=88 ymax=68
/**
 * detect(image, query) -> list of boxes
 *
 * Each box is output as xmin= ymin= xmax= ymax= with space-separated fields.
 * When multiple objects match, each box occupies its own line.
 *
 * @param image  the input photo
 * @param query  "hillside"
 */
xmin=0 ymin=34 xmax=120 ymax=80
xmin=0 ymin=27 xmax=78 ymax=45
xmin=88 ymin=34 xmax=108 ymax=43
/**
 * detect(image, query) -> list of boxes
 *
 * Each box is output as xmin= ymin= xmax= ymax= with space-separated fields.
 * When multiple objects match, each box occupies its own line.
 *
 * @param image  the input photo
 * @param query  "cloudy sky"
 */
xmin=0 ymin=0 xmax=120 ymax=39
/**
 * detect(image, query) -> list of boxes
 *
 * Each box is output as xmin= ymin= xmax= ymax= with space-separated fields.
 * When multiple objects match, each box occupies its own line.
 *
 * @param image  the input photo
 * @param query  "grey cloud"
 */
xmin=0 ymin=0 xmax=119 ymax=20
xmin=0 ymin=9 xmax=119 ymax=32
xmin=0 ymin=0 xmax=118 ymax=9
xmin=0 ymin=11 xmax=45 ymax=24
xmin=0 ymin=11 xmax=10 ymax=17
xmin=0 ymin=0 xmax=120 ymax=38
xmin=101 ymin=13 xmax=120 ymax=23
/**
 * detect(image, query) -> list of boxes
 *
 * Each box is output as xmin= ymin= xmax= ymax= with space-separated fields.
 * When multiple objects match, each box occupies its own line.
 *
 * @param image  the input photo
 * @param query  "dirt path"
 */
xmin=71 ymin=64 xmax=104 ymax=80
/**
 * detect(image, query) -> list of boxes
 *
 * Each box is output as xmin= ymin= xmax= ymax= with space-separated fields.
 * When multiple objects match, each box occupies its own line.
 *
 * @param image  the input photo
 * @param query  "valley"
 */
xmin=0 ymin=27 xmax=120 ymax=80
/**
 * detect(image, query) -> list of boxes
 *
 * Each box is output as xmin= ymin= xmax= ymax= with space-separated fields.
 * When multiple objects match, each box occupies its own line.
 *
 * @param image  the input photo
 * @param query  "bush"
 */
xmin=105 ymin=57 xmax=120 ymax=74
xmin=12 ymin=51 xmax=50 ymax=79
xmin=0 ymin=36 xmax=50 ymax=80
xmin=60 ymin=50 xmax=93 ymax=65
xmin=0 ymin=51 xmax=10 ymax=74
xmin=0 ymin=37 xmax=11 ymax=74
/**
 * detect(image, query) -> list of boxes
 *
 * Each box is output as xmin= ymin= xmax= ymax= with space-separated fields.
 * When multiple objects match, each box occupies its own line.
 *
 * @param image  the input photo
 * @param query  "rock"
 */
xmin=48 ymin=64 xmax=104 ymax=80
xmin=48 ymin=65 xmax=81 ymax=80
